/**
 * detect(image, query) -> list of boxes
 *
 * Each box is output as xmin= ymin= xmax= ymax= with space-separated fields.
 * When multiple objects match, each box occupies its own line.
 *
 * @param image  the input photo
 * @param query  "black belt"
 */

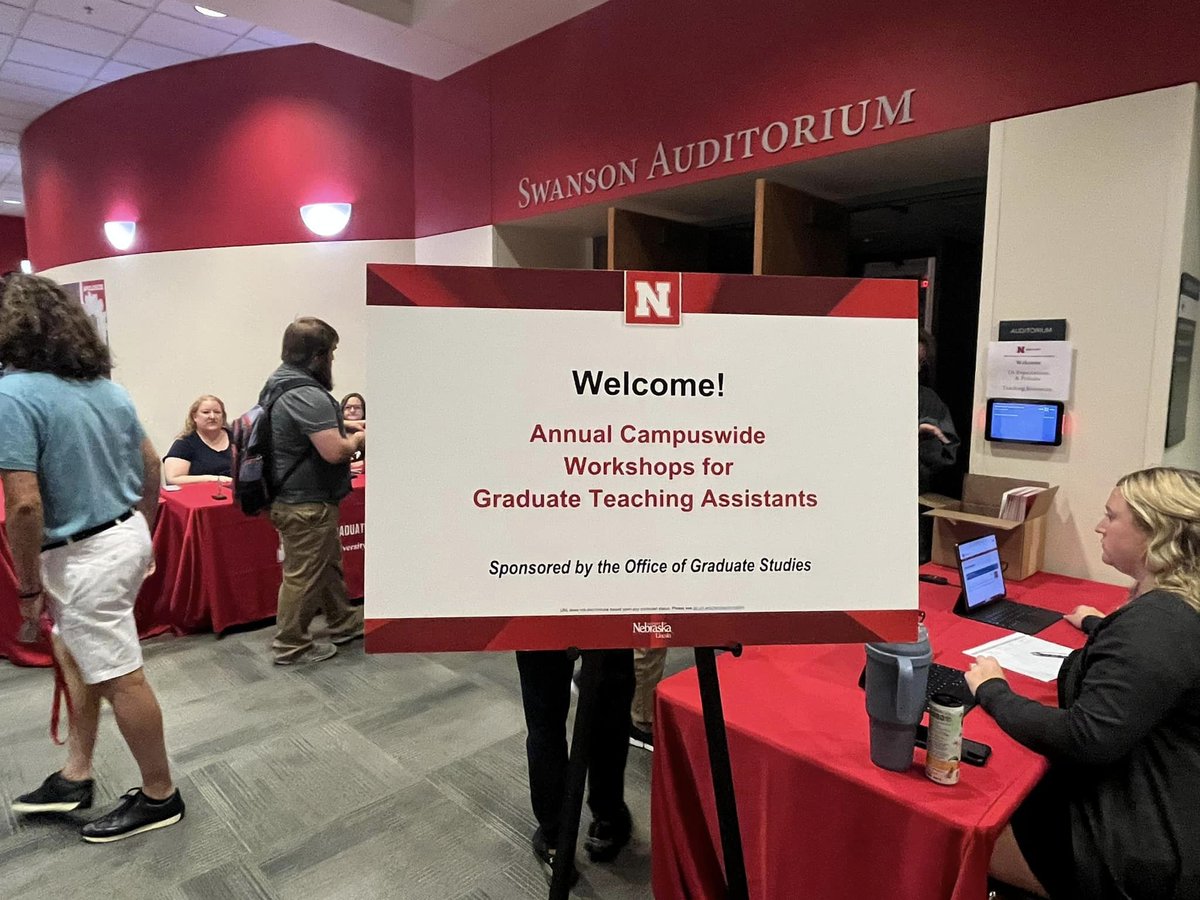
xmin=42 ymin=509 xmax=136 ymax=552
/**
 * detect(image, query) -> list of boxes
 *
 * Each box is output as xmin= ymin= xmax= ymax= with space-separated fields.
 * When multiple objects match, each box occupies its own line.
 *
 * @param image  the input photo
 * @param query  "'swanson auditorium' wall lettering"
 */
xmin=516 ymin=89 xmax=916 ymax=210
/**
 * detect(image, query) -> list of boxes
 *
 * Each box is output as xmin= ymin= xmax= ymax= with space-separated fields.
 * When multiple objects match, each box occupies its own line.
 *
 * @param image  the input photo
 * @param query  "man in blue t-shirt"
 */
xmin=0 ymin=274 xmax=184 ymax=843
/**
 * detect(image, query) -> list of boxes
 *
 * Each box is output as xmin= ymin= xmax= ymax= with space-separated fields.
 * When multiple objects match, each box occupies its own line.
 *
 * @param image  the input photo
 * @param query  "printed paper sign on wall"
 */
xmin=365 ymin=266 xmax=919 ymax=652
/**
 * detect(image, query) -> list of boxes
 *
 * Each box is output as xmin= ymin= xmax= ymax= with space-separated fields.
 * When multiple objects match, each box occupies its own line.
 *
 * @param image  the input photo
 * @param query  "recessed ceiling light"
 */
xmin=2 ymin=199 xmax=21 ymax=205
xmin=194 ymin=5 xmax=227 ymax=17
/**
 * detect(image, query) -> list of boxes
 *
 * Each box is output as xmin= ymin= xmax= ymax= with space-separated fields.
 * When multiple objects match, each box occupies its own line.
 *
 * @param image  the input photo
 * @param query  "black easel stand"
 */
xmin=695 ymin=645 xmax=750 ymax=900
xmin=549 ymin=648 xmax=602 ymax=900
xmin=547 ymin=646 xmax=750 ymax=900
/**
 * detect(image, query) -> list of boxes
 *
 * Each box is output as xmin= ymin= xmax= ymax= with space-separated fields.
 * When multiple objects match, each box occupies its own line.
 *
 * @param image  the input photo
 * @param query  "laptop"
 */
xmin=953 ymin=534 xmax=1062 ymax=634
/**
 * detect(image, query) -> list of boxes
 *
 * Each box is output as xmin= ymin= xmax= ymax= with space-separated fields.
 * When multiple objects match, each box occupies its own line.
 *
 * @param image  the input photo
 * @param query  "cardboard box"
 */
xmin=920 ymin=475 xmax=1058 ymax=581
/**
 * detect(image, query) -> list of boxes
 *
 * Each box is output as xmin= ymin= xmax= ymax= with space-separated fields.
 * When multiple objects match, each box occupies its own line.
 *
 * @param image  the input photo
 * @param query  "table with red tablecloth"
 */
xmin=651 ymin=565 xmax=1129 ymax=900
xmin=139 ymin=475 xmax=366 ymax=634
xmin=1 ymin=475 xmax=366 ymax=666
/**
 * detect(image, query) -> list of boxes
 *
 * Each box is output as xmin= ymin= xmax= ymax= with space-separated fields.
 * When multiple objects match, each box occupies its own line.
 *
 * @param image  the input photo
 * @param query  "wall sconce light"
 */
xmin=104 ymin=220 xmax=137 ymax=251
xmin=19 ymin=259 xmax=32 ymax=274
xmin=300 ymin=203 xmax=352 ymax=237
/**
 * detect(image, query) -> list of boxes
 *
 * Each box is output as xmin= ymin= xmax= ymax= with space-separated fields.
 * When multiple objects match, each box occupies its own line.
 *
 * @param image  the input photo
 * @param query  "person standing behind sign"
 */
xmin=918 ymin=329 xmax=958 ymax=562
xmin=516 ymin=649 xmax=636 ymax=883
xmin=260 ymin=318 xmax=364 ymax=665
xmin=0 ymin=274 xmax=184 ymax=842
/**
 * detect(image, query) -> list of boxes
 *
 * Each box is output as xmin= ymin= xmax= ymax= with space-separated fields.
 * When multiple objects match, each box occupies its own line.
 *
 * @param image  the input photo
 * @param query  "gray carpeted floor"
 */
xmin=0 ymin=626 xmax=693 ymax=899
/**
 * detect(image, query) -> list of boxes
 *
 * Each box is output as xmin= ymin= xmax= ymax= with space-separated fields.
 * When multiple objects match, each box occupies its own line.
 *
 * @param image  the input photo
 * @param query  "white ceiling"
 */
xmin=0 ymin=0 xmax=611 ymax=215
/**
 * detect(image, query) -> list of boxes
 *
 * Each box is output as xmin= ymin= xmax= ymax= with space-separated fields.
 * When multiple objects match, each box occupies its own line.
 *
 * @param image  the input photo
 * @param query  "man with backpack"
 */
xmin=258 ymin=317 xmax=365 ymax=665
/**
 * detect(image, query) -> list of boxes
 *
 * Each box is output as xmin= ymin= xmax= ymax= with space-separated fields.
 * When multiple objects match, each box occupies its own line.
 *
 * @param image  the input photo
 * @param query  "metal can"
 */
xmin=926 ymin=693 xmax=965 ymax=785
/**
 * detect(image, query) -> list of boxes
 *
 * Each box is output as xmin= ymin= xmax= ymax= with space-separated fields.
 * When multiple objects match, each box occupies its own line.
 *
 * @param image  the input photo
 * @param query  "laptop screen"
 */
xmin=956 ymin=534 xmax=1006 ymax=609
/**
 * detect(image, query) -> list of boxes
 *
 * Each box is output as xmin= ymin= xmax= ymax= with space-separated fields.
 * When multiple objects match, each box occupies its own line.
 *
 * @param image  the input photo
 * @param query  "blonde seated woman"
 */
xmin=163 ymin=395 xmax=233 ymax=485
xmin=966 ymin=467 xmax=1200 ymax=900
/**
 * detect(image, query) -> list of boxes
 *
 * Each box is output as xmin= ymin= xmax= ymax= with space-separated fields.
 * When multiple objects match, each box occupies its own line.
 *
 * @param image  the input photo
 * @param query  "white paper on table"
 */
xmin=964 ymin=633 xmax=1075 ymax=682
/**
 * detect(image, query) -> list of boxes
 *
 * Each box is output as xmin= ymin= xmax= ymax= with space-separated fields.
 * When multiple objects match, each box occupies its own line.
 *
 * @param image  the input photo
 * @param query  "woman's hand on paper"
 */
xmin=1066 ymin=605 xmax=1104 ymax=630
xmin=965 ymin=656 xmax=1006 ymax=695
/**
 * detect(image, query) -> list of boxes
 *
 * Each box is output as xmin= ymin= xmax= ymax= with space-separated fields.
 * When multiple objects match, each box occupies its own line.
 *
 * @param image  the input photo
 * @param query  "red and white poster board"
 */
xmin=365 ymin=266 xmax=919 ymax=652
xmin=60 ymin=279 xmax=108 ymax=345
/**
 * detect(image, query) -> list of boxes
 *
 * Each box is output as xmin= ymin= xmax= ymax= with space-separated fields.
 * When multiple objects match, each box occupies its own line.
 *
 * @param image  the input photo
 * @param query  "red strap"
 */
xmin=40 ymin=618 xmax=75 ymax=747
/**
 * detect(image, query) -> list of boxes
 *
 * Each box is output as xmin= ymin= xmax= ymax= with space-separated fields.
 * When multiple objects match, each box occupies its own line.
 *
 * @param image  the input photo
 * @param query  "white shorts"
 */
xmin=41 ymin=511 xmax=152 ymax=685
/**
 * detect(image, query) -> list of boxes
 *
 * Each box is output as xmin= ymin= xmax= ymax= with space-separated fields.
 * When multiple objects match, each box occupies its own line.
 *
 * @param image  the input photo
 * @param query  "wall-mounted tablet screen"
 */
xmin=985 ymin=399 xmax=1065 ymax=446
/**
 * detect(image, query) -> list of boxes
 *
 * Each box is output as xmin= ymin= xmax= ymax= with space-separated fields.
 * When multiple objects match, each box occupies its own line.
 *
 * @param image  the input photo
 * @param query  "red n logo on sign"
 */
xmin=624 ymin=271 xmax=682 ymax=326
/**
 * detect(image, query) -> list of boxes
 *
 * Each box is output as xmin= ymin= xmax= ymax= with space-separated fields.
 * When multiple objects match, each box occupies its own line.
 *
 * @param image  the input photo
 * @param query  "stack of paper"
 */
xmin=999 ymin=486 xmax=1047 ymax=522
xmin=964 ymin=633 xmax=1074 ymax=682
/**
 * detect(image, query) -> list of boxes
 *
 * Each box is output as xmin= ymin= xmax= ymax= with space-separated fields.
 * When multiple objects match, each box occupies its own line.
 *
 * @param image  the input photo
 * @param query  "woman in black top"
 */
xmin=341 ymin=392 xmax=366 ymax=472
xmin=163 ymin=394 xmax=233 ymax=484
xmin=965 ymin=467 xmax=1200 ymax=900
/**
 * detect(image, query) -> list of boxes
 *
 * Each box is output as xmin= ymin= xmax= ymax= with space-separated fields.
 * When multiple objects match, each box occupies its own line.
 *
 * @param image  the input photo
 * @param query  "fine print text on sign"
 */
xmin=364 ymin=266 xmax=919 ymax=651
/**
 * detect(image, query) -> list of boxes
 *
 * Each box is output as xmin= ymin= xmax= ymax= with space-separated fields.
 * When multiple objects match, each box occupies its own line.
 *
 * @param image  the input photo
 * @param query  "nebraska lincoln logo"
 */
xmin=632 ymin=621 xmax=673 ymax=640
xmin=624 ymin=271 xmax=682 ymax=326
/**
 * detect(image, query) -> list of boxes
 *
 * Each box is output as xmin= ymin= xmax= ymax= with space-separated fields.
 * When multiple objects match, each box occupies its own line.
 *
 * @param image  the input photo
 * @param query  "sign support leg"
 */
xmin=695 ymin=645 xmax=750 ymax=900
xmin=548 ymin=648 xmax=602 ymax=899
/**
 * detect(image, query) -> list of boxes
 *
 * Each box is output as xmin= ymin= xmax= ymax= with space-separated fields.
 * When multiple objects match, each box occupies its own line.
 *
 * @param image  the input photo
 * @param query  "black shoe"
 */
xmin=11 ymin=772 xmax=94 ymax=814
xmin=531 ymin=827 xmax=579 ymax=887
xmin=81 ymin=788 xmax=185 ymax=843
xmin=629 ymin=724 xmax=655 ymax=751
xmin=585 ymin=804 xmax=632 ymax=863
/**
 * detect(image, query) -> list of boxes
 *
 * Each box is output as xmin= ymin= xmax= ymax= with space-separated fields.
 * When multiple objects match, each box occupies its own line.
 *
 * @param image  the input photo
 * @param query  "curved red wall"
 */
xmin=0 ymin=216 xmax=27 ymax=274
xmin=22 ymin=44 xmax=414 ymax=269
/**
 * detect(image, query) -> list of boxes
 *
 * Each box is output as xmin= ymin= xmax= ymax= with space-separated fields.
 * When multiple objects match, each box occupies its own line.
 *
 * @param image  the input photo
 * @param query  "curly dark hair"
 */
xmin=0 ymin=274 xmax=112 ymax=379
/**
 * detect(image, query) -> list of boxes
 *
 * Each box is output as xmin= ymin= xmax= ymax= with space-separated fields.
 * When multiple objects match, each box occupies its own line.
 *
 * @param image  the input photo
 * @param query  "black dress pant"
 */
xmin=515 ymin=649 xmax=635 ymax=840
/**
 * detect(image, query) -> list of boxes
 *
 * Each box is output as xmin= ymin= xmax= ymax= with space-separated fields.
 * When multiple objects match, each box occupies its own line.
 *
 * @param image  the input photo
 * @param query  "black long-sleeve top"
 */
xmin=918 ymin=385 xmax=958 ymax=493
xmin=976 ymin=589 xmax=1200 ymax=899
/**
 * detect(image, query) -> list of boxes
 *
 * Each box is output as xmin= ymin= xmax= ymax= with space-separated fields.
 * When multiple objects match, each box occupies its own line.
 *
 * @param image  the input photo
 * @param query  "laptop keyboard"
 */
xmin=975 ymin=603 xmax=1031 ymax=629
xmin=972 ymin=599 xmax=1063 ymax=634
xmin=858 ymin=662 xmax=975 ymax=712
xmin=925 ymin=663 xmax=975 ymax=711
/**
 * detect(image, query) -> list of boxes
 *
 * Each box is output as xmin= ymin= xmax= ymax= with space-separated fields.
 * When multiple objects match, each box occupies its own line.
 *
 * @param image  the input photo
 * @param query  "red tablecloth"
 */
xmin=1 ymin=475 xmax=366 ymax=666
xmin=651 ymin=566 xmax=1129 ymax=900
xmin=140 ymin=476 xmax=366 ymax=634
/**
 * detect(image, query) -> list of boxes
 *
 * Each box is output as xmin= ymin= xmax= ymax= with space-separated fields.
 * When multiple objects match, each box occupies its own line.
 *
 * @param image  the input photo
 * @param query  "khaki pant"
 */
xmin=631 ymin=647 xmax=668 ymax=731
xmin=270 ymin=501 xmax=362 ymax=661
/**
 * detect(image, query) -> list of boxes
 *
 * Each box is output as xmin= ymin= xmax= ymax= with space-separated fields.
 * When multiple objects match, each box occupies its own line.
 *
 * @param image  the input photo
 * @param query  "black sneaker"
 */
xmin=80 ymin=788 xmax=185 ymax=843
xmin=531 ymin=827 xmax=579 ymax=887
xmin=629 ymin=724 xmax=654 ymax=751
xmin=585 ymin=804 xmax=632 ymax=863
xmin=11 ymin=772 xmax=94 ymax=814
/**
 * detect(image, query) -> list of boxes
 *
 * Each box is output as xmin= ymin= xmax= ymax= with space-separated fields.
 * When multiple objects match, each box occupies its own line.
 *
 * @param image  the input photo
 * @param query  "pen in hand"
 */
xmin=1031 ymin=651 xmax=1069 ymax=658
